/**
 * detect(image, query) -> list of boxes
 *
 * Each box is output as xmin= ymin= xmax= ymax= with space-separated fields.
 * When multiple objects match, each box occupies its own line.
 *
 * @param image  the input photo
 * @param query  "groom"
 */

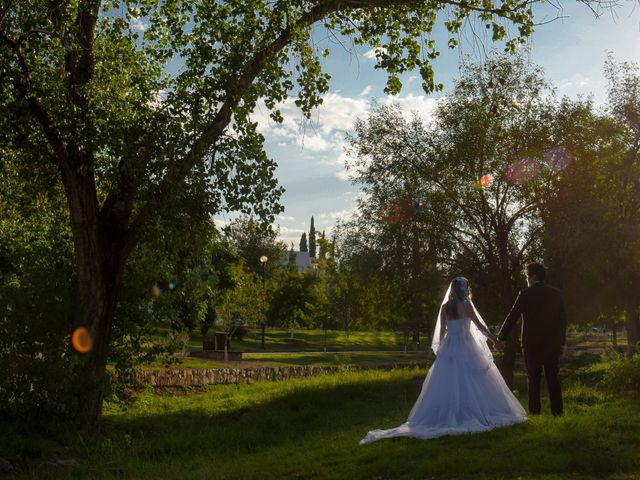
xmin=497 ymin=263 xmax=567 ymax=416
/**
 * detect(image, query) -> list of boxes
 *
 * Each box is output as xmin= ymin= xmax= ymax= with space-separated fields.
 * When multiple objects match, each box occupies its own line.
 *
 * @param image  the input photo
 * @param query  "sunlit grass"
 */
xmin=143 ymin=329 xmax=625 ymax=372
xmin=162 ymin=328 xmax=626 ymax=355
xmin=3 ymin=358 xmax=639 ymax=479
xmin=185 ymin=328 xmax=415 ymax=353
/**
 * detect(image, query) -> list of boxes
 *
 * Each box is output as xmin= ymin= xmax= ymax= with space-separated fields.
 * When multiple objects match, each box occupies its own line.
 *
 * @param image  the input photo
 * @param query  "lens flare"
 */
xmin=383 ymin=195 xmax=430 ymax=224
xmin=383 ymin=205 xmax=400 ymax=224
xmin=71 ymin=327 xmax=93 ymax=353
xmin=544 ymin=147 xmax=572 ymax=173
xmin=414 ymin=194 xmax=430 ymax=211
xmin=168 ymin=280 xmax=177 ymax=290
xmin=397 ymin=198 xmax=416 ymax=222
xmin=480 ymin=174 xmax=493 ymax=188
xmin=505 ymin=158 xmax=540 ymax=185
xmin=151 ymin=284 xmax=163 ymax=298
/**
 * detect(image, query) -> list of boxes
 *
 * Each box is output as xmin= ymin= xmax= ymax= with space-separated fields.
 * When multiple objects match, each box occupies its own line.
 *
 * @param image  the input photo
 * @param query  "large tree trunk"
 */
xmin=73 ymin=243 xmax=126 ymax=425
xmin=625 ymin=301 xmax=640 ymax=353
xmin=61 ymin=163 xmax=130 ymax=425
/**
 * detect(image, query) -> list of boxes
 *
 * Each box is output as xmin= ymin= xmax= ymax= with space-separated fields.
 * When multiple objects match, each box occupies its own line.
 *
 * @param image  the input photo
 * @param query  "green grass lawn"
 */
xmin=141 ymin=328 xmax=626 ymax=372
xmin=3 ymin=357 xmax=639 ymax=479
xmin=566 ymin=330 xmax=628 ymax=349
xmin=176 ymin=328 xmax=624 ymax=355
xmin=146 ymin=328 xmax=623 ymax=371
xmin=186 ymin=328 xmax=413 ymax=353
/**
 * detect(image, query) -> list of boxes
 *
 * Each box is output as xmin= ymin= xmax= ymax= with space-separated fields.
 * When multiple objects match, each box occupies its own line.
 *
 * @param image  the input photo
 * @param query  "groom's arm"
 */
xmin=498 ymin=292 xmax=524 ymax=342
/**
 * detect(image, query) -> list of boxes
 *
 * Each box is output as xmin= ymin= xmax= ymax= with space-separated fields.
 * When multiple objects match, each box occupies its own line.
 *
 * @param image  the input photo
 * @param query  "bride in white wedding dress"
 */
xmin=360 ymin=277 xmax=527 ymax=444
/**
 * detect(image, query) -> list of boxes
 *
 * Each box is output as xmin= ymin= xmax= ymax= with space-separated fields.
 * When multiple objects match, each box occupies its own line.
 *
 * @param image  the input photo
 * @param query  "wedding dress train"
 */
xmin=360 ymin=317 xmax=526 ymax=444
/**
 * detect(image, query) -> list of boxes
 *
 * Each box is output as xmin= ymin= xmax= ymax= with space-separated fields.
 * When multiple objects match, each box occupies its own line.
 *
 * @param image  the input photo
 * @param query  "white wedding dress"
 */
xmin=360 ymin=316 xmax=527 ymax=444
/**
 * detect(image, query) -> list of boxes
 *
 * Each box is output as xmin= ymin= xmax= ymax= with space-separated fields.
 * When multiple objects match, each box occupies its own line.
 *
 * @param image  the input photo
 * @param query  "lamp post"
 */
xmin=259 ymin=255 xmax=268 ymax=350
xmin=323 ymin=318 xmax=328 ymax=353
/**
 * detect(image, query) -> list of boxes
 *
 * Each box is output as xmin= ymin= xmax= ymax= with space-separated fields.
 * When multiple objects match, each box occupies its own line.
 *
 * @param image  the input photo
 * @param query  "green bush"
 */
xmin=230 ymin=325 xmax=249 ymax=341
xmin=598 ymin=352 xmax=640 ymax=396
xmin=0 ymin=216 xmax=79 ymax=420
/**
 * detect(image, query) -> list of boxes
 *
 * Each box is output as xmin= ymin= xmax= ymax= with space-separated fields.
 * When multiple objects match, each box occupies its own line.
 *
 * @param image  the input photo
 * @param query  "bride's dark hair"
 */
xmin=444 ymin=277 xmax=470 ymax=317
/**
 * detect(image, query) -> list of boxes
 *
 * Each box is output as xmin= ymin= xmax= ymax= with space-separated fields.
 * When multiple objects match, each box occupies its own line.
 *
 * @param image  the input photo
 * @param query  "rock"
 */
xmin=0 ymin=457 xmax=15 ymax=474
xmin=34 ymin=458 xmax=78 ymax=475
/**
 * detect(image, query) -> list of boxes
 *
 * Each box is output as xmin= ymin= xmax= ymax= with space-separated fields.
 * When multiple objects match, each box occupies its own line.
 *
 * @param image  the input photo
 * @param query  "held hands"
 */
xmin=489 ymin=338 xmax=506 ymax=352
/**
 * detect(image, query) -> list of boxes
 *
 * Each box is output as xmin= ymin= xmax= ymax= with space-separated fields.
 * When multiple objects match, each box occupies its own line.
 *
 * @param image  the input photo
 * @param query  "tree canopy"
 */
xmin=0 ymin=0 xmax=594 ymax=423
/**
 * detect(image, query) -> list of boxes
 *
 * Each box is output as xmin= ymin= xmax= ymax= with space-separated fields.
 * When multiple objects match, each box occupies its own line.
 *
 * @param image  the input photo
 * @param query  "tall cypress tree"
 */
xmin=318 ymin=230 xmax=326 ymax=259
xmin=287 ymin=243 xmax=298 ymax=272
xmin=309 ymin=216 xmax=316 ymax=258
xmin=299 ymin=232 xmax=308 ymax=252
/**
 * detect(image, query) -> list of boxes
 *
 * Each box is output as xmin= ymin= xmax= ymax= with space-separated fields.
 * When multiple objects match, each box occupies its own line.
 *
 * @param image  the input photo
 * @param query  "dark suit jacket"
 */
xmin=498 ymin=282 xmax=567 ymax=349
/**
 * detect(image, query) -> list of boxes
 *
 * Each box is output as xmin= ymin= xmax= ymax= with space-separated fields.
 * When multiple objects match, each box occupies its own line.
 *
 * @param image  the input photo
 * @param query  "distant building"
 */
xmin=294 ymin=250 xmax=312 ymax=273
xmin=281 ymin=250 xmax=312 ymax=273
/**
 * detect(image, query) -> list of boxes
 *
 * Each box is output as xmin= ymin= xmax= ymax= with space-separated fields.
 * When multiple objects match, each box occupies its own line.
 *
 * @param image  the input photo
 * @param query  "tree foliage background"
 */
xmin=1 ymin=0 xmax=625 ymax=422
xmin=333 ymin=53 xmax=640 ymax=383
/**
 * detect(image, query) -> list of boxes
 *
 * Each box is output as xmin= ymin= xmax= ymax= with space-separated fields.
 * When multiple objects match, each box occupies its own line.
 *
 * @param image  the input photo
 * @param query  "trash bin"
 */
xmin=214 ymin=332 xmax=230 ymax=351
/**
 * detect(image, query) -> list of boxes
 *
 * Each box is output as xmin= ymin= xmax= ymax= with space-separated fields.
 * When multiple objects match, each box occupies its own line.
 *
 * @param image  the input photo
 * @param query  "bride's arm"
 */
xmin=466 ymin=302 xmax=498 ymax=343
xmin=439 ymin=305 xmax=447 ymax=342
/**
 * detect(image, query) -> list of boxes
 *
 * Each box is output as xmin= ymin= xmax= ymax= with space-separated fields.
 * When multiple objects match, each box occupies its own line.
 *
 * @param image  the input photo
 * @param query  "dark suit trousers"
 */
xmin=523 ymin=345 xmax=563 ymax=415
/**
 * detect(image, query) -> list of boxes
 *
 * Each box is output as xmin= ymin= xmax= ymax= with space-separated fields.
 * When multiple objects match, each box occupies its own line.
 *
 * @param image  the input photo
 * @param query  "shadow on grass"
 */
xmin=4 ymin=369 xmax=640 ymax=480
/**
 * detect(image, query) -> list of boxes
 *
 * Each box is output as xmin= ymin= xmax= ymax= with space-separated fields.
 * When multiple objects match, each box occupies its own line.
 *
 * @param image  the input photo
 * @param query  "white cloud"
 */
xmin=557 ymin=74 xmax=591 ymax=92
xmin=131 ymin=17 xmax=149 ymax=32
xmin=334 ymin=169 xmax=350 ymax=181
xmin=315 ymin=208 xmax=358 ymax=239
xmin=278 ymin=214 xmax=295 ymax=221
xmin=251 ymin=97 xmax=300 ymax=139
xmin=277 ymin=225 xmax=306 ymax=247
xmin=319 ymin=209 xmax=354 ymax=222
xmin=383 ymin=94 xmax=439 ymax=125
xmin=359 ymin=85 xmax=373 ymax=96
xmin=363 ymin=47 xmax=388 ymax=60
xmin=252 ymin=91 xmax=438 ymax=154
xmin=296 ymin=133 xmax=332 ymax=152
xmin=213 ymin=218 xmax=228 ymax=229
xmin=321 ymin=150 xmax=352 ymax=171
xmin=307 ymin=92 xmax=370 ymax=136
xmin=250 ymin=92 xmax=370 ymax=167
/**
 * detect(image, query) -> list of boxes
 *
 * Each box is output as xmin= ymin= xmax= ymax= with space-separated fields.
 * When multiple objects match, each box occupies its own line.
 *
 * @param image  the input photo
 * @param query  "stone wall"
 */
xmin=137 ymin=363 xmax=428 ymax=387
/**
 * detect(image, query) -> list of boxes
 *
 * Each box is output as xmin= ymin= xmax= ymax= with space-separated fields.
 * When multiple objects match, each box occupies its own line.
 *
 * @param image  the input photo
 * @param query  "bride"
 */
xmin=360 ymin=277 xmax=526 ymax=444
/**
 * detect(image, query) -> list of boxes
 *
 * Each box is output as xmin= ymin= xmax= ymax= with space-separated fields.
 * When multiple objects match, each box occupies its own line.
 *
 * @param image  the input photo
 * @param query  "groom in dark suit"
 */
xmin=497 ymin=263 xmax=567 ymax=416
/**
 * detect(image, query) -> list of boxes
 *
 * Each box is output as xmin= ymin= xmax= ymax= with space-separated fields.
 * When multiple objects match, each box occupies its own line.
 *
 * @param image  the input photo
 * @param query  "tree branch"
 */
xmin=0 ymin=27 xmax=68 ymax=165
xmin=129 ymin=0 xmax=540 ymax=243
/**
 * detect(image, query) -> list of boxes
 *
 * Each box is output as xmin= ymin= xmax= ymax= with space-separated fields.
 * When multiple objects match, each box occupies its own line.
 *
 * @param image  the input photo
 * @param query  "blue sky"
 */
xmin=212 ymin=2 xmax=640 ymax=247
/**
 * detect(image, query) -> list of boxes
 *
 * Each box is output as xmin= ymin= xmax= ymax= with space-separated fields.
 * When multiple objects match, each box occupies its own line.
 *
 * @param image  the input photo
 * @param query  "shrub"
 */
xmin=598 ymin=351 xmax=640 ymax=396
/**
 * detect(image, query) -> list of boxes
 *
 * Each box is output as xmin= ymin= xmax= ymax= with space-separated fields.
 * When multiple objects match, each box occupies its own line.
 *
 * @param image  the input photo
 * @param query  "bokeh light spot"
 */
xmin=383 ymin=205 xmax=401 ymax=224
xmin=414 ymin=194 xmax=431 ymax=212
xmin=168 ymin=280 xmax=177 ymax=290
xmin=151 ymin=284 xmax=163 ymax=298
xmin=71 ymin=327 xmax=93 ymax=353
xmin=505 ymin=158 xmax=540 ymax=185
xmin=479 ymin=174 xmax=493 ymax=188
xmin=544 ymin=147 xmax=572 ymax=173
xmin=383 ymin=198 xmax=418 ymax=224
